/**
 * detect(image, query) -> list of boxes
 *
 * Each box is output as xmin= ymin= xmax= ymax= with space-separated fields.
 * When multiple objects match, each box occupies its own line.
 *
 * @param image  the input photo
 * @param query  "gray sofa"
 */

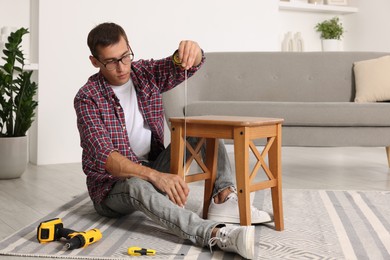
xmin=163 ymin=52 xmax=390 ymax=167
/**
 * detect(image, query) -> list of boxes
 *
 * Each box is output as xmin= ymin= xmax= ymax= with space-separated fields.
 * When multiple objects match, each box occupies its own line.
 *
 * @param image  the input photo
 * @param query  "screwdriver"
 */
xmin=127 ymin=247 xmax=185 ymax=256
xmin=128 ymin=247 xmax=156 ymax=256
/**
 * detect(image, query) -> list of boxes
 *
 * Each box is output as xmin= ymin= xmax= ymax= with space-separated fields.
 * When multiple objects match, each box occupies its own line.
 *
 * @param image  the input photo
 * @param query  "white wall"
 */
xmin=0 ymin=1 xmax=29 ymax=42
xmin=0 ymin=0 xmax=31 ymax=62
xmin=36 ymin=0 xmax=280 ymax=164
xmin=1 ymin=0 xmax=390 ymax=164
xmin=0 ymin=0 xmax=30 ymax=27
xmin=345 ymin=0 xmax=390 ymax=52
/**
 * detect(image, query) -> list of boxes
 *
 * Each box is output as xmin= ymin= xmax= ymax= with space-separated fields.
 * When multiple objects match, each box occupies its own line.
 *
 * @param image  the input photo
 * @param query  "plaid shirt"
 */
xmin=74 ymin=53 xmax=205 ymax=204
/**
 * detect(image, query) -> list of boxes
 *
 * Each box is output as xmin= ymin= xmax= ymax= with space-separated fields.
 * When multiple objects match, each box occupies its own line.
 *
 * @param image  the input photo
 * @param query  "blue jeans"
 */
xmin=94 ymin=138 xmax=235 ymax=247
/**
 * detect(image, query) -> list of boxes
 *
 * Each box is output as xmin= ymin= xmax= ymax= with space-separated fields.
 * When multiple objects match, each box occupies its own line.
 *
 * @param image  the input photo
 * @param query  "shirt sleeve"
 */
xmin=132 ymin=49 xmax=206 ymax=94
xmin=74 ymin=92 xmax=116 ymax=175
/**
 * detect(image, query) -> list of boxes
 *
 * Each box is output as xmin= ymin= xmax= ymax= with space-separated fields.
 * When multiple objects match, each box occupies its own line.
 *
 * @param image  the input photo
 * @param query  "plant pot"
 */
xmin=321 ymin=39 xmax=341 ymax=51
xmin=0 ymin=136 xmax=28 ymax=179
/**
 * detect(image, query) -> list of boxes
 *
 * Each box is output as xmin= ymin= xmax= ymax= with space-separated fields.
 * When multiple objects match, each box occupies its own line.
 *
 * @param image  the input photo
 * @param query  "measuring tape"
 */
xmin=173 ymin=50 xmax=188 ymax=182
xmin=183 ymin=69 xmax=188 ymax=179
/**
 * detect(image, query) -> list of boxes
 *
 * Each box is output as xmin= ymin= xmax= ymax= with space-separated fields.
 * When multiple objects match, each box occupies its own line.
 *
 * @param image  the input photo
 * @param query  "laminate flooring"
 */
xmin=0 ymin=146 xmax=389 ymax=258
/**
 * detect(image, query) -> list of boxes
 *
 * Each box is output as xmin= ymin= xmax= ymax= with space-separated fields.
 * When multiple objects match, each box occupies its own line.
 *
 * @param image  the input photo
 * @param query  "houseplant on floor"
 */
xmin=315 ymin=16 xmax=344 ymax=51
xmin=0 ymin=28 xmax=38 ymax=179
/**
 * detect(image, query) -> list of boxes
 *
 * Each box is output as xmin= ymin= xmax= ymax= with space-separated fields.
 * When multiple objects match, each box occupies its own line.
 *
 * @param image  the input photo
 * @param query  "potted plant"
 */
xmin=0 ymin=28 xmax=38 ymax=179
xmin=315 ymin=16 xmax=344 ymax=51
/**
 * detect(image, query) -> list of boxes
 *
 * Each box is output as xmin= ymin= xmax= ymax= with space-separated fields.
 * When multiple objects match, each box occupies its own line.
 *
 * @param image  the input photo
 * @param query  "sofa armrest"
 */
xmin=162 ymin=81 xmax=186 ymax=125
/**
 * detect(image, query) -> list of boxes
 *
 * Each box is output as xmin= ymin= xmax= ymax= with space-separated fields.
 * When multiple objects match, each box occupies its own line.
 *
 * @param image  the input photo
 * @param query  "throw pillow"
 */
xmin=354 ymin=55 xmax=390 ymax=103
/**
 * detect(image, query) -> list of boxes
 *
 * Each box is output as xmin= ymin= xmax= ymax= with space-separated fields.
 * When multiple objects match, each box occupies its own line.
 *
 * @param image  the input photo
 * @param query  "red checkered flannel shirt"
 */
xmin=74 ymin=53 xmax=205 ymax=204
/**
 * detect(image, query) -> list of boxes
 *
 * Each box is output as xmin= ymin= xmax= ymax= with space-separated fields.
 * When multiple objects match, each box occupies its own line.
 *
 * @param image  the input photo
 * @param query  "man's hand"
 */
xmin=150 ymin=172 xmax=189 ymax=207
xmin=106 ymin=151 xmax=189 ymax=207
xmin=177 ymin=40 xmax=202 ymax=70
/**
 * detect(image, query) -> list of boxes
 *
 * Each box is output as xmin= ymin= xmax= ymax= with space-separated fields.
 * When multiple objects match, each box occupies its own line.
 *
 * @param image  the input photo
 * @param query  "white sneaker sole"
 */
xmin=208 ymin=213 xmax=273 ymax=224
xmin=243 ymin=226 xmax=255 ymax=259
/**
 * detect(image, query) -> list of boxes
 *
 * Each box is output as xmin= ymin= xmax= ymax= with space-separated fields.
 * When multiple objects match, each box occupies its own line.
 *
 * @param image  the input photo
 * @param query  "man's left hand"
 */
xmin=177 ymin=40 xmax=202 ymax=70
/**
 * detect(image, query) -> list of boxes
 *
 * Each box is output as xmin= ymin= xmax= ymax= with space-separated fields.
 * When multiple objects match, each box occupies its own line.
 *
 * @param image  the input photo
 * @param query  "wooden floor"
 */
xmin=0 ymin=146 xmax=389 ymax=258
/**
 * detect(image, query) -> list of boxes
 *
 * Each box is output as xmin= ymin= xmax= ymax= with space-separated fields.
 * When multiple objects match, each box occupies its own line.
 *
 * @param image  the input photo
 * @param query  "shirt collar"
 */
xmin=96 ymin=72 xmax=117 ymax=100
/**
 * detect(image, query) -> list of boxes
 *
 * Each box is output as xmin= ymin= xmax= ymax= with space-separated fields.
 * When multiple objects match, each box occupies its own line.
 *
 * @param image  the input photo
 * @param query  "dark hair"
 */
xmin=87 ymin=22 xmax=129 ymax=57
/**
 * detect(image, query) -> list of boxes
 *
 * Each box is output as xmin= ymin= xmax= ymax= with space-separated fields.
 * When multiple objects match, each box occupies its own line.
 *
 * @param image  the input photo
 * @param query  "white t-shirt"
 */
xmin=111 ymin=80 xmax=151 ymax=160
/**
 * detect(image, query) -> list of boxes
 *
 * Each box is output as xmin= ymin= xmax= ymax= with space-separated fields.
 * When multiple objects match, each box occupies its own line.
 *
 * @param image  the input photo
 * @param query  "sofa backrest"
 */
xmin=163 ymin=52 xmax=389 ymax=117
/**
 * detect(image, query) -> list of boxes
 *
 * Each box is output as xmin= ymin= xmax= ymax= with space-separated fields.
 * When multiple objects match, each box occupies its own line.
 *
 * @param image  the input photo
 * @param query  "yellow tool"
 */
xmin=37 ymin=218 xmax=67 ymax=244
xmin=37 ymin=218 xmax=102 ymax=250
xmin=127 ymin=247 xmax=185 ymax=257
xmin=65 ymin=228 xmax=102 ymax=250
xmin=172 ymin=50 xmax=182 ymax=66
xmin=128 ymin=247 xmax=156 ymax=256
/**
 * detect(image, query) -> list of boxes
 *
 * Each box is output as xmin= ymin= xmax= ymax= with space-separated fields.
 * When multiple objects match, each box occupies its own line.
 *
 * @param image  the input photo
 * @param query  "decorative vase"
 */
xmin=282 ymin=32 xmax=294 ymax=52
xmin=294 ymin=32 xmax=304 ymax=52
xmin=308 ymin=0 xmax=324 ymax=4
xmin=0 ymin=136 xmax=28 ymax=179
xmin=321 ymin=39 xmax=341 ymax=51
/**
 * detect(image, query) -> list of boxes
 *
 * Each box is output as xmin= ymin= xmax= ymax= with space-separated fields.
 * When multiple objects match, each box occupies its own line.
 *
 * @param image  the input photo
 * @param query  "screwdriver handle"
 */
xmin=128 ymin=247 xmax=156 ymax=256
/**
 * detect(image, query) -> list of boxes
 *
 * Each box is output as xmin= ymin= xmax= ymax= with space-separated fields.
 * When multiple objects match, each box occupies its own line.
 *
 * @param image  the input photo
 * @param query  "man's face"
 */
xmin=90 ymin=36 xmax=132 ymax=86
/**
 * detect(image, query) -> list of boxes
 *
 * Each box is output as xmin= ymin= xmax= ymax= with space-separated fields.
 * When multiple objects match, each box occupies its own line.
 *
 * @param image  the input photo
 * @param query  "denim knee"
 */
xmin=93 ymin=201 xmax=124 ymax=218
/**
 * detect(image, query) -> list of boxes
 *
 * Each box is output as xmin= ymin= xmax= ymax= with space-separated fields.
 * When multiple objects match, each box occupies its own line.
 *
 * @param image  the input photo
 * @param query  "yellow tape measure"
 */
xmin=172 ymin=50 xmax=182 ymax=66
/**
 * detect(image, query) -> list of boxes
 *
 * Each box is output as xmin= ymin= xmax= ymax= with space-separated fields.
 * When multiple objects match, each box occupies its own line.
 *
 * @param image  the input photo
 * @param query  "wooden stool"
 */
xmin=169 ymin=115 xmax=284 ymax=230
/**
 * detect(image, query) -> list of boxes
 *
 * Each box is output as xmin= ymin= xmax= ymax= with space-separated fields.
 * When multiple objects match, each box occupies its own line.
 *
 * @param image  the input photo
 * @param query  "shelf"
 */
xmin=279 ymin=2 xmax=358 ymax=14
xmin=0 ymin=62 xmax=38 ymax=71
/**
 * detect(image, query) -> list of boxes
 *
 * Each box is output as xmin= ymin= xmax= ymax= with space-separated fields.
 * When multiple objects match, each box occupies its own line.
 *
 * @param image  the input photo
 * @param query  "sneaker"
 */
xmin=208 ymin=192 xmax=273 ymax=224
xmin=208 ymin=225 xmax=255 ymax=259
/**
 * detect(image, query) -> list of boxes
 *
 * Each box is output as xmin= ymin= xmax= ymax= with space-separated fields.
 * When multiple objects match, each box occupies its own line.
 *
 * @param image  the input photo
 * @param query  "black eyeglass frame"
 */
xmin=95 ymin=46 xmax=134 ymax=71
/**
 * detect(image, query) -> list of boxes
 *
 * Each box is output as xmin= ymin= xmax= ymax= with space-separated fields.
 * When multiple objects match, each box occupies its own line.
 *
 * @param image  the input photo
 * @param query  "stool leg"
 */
xmin=202 ymin=138 xmax=219 ymax=219
xmin=170 ymin=122 xmax=185 ymax=179
xmin=233 ymin=127 xmax=251 ymax=226
xmin=269 ymin=123 xmax=284 ymax=231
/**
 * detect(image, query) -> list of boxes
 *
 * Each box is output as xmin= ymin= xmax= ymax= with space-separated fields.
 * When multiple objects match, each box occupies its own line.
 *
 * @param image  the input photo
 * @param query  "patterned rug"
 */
xmin=0 ymin=187 xmax=389 ymax=259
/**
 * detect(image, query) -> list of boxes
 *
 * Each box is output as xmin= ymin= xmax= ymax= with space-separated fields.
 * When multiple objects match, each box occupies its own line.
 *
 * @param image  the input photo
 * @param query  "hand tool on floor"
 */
xmin=64 ymin=228 xmax=102 ymax=250
xmin=127 ymin=246 xmax=185 ymax=256
xmin=128 ymin=247 xmax=156 ymax=256
xmin=37 ymin=218 xmax=102 ymax=250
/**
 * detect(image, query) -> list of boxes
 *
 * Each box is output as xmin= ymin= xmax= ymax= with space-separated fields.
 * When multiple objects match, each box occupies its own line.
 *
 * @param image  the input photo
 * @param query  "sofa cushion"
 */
xmin=354 ymin=55 xmax=390 ymax=103
xmin=186 ymin=101 xmax=390 ymax=127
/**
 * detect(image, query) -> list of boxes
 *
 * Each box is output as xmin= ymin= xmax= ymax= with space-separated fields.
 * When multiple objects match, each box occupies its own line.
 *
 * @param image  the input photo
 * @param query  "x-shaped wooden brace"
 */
xmin=248 ymin=137 xmax=276 ymax=187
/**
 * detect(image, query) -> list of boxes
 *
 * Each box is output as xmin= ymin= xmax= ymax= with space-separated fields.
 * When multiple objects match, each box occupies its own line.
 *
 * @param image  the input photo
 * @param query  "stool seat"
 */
xmin=170 ymin=115 xmax=284 ymax=230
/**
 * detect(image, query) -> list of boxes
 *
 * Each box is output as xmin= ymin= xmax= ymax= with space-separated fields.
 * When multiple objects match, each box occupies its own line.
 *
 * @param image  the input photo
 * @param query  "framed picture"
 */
xmin=325 ymin=0 xmax=348 ymax=5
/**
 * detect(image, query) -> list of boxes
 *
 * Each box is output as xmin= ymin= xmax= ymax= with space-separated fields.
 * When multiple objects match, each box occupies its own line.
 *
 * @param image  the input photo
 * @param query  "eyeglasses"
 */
xmin=96 ymin=48 xmax=134 ymax=71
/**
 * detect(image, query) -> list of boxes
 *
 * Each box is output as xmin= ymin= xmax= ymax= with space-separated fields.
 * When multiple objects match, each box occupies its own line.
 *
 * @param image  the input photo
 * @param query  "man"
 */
xmin=74 ymin=22 xmax=271 ymax=259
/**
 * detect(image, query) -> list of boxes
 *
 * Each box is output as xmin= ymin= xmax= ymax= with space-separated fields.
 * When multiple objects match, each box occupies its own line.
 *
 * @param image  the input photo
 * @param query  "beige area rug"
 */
xmin=0 ymin=187 xmax=389 ymax=259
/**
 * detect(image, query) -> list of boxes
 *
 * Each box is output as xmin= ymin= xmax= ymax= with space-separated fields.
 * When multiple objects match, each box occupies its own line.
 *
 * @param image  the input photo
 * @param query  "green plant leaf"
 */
xmin=315 ymin=17 xmax=344 ymax=40
xmin=3 ymin=63 xmax=12 ymax=74
xmin=14 ymin=71 xmax=38 ymax=136
xmin=0 ymin=27 xmax=37 ymax=137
